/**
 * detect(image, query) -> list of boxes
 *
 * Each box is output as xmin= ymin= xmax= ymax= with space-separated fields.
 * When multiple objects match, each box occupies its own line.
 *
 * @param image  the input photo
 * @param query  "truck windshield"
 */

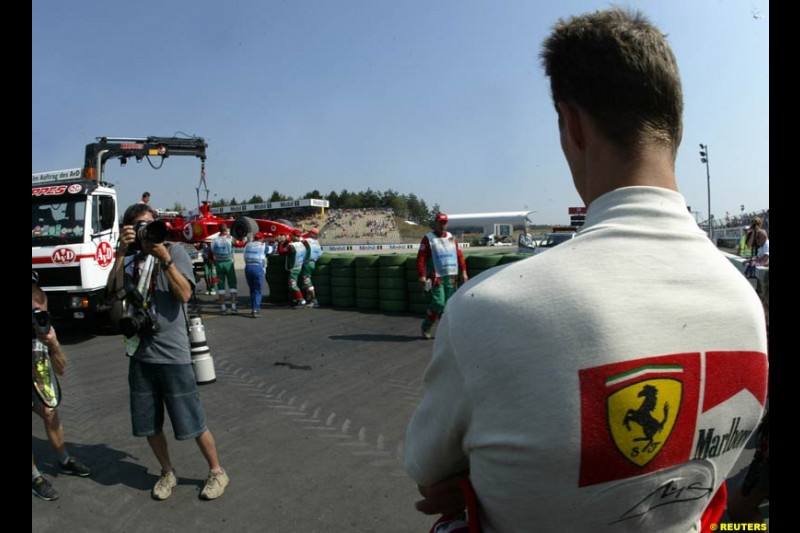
xmin=32 ymin=198 xmax=86 ymax=246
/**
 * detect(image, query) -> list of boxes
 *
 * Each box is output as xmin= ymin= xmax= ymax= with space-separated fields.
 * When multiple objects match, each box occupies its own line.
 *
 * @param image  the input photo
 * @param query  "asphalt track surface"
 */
xmin=32 ymin=257 xmax=767 ymax=532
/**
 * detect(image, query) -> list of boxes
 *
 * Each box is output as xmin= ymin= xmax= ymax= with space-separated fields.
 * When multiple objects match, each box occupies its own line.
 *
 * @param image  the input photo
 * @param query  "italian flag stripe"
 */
xmin=605 ymin=365 xmax=683 ymax=387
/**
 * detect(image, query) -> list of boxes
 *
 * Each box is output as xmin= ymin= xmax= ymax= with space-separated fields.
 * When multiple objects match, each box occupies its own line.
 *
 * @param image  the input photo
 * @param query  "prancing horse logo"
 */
xmin=608 ymin=379 xmax=681 ymax=467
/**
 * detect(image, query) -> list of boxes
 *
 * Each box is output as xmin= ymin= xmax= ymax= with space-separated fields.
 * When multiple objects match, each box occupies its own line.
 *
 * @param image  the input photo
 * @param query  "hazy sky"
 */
xmin=32 ymin=0 xmax=768 ymax=225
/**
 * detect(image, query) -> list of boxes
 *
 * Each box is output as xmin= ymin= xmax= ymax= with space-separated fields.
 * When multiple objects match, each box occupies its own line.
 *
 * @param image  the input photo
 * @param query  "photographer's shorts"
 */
xmin=129 ymin=359 xmax=207 ymax=440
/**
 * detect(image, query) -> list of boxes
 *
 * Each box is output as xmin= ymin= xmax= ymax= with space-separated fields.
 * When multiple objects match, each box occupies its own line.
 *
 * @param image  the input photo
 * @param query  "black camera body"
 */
xmin=119 ymin=306 xmax=159 ymax=339
xmin=32 ymin=308 xmax=52 ymax=336
xmin=128 ymin=219 xmax=168 ymax=252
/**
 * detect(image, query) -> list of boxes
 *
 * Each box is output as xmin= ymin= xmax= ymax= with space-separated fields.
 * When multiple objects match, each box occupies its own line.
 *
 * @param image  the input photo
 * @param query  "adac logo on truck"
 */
xmin=95 ymin=241 xmax=113 ymax=268
xmin=52 ymin=247 xmax=76 ymax=264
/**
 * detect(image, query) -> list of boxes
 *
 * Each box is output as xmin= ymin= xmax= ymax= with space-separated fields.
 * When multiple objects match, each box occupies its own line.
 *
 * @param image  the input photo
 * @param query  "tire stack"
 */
xmin=313 ymin=254 xmax=333 ymax=307
xmin=378 ymin=254 xmax=408 ymax=313
xmin=265 ymin=254 xmax=289 ymax=305
xmin=406 ymin=255 xmax=429 ymax=315
xmin=354 ymin=255 xmax=380 ymax=310
xmin=466 ymin=254 xmax=504 ymax=281
xmin=498 ymin=253 xmax=529 ymax=265
xmin=330 ymin=255 xmax=356 ymax=308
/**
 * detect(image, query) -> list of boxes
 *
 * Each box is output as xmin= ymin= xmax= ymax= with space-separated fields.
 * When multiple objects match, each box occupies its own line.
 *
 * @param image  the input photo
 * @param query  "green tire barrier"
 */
xmin=379 ymin=299 xmax=407 ymax=313
xmin=330 ymin=266 xmax=355 ymax=278
xmin=379 ymin=288 xmax=406 ymax=301
xmin=498 ymin=253 xmax=528 ymax=264
xmin=378 ymin=254 xmax=409 ymax=267
xmin=354 ymin=277 xmax=379 ymax=289
xmin=466 ymin=254 xmax=504 ymax=269
xmin=354 ymin=267 xmax=378 ymax=279
xmin=408 ymin=292 xmax=430 ymax=305
xmin=353 ymin=255 xmax=380 ymax=267
xmin=315 ymin=284 xmax=331 ymax=297
xmin=315 ymin=254 xmax=332 ymax=266
xmin=408 ymin=303 xmax=428 ymax=315
xmin=379 ymin=265 xmax=405 ymax=278
xmin=355 ymin=287 xmax=379 ymax=299
xmin=331 ymin=286 xmax=356 ymax=299
xmin=356 ymin=298 xmax=380 ymax=310
xmin=331 ymin=296 xmax=355 ymax=308
xmin=379 ymin=277 xmax=406 ymax=289
xmin=330 ymin=255 xmax=356 ymax=267
xmin=330 ymin=276 xmax=355 ymax=288
xmin=315 ymin=283 xmax=332 ymax=306
xmin=269 ymin=290 xmax=289 ymax=304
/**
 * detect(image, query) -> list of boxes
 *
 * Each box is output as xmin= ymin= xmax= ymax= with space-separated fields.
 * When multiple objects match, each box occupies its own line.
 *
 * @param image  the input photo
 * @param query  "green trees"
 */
xmin=213 ymin=188 xmax=437 ymax=221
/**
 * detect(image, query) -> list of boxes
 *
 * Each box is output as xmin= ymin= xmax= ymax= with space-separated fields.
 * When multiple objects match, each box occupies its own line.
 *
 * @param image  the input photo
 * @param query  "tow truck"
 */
xmin=33 ymin=134 xmax=315 ymax=324
xmin=32 ymin=135 xmax=208 ymax=323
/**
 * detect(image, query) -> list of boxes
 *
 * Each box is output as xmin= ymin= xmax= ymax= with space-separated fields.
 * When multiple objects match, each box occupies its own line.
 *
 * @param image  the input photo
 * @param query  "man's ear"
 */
xmin=557 ymin=102 xmax=585 ymax=152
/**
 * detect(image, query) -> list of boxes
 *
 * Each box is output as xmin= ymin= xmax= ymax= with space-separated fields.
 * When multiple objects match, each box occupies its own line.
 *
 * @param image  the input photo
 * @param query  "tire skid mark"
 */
xmin=210 ymin=358 xmax=406 ymax=471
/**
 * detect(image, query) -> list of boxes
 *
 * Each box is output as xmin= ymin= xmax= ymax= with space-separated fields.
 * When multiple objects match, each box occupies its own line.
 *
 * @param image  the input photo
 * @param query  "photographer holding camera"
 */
xmin=107 ymin=204 xmax=229 ymax=501
xmin=32 ymin=271 xmax=91 ymax=501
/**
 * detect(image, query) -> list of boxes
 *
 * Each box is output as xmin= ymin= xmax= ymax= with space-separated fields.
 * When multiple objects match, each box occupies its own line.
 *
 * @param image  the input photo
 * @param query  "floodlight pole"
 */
xmin=699 ymin=143 xmax=712 ymax=240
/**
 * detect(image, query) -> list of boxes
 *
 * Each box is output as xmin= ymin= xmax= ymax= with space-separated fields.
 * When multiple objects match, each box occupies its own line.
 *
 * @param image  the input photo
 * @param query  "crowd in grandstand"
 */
xmin=719 ymin=208 xmax=769 ymax=231
xmin=320 ymin=208 xmax=400 ymax=244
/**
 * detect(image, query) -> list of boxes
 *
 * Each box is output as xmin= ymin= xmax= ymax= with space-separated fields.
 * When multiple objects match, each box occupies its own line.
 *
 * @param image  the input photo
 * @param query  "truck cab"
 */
xmin=32 ymin=169 xmax=119 ymax=321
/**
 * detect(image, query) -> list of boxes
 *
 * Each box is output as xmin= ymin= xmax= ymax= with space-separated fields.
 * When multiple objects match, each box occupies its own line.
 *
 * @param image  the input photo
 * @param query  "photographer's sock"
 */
xmin=58 ymin=450 xmax=70 ymax=464
xmin=32 ymin=467 xmax=42 ymax=481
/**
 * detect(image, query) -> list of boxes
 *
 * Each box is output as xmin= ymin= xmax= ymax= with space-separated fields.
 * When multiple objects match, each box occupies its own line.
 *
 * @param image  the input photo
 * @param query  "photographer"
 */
xmin=107 ymin=204 xmax=229 ymax=501
xmin=32 ymin=272 xmax=91 ymax=501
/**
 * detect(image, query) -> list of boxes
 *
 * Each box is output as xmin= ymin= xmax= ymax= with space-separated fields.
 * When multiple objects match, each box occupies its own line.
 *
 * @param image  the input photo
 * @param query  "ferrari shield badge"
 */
xmin=607 ymin=378 xmax=682 ymax=467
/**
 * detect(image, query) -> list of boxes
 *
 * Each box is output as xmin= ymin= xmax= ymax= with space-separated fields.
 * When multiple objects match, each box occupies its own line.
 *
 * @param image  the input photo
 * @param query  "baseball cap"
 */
xmin=435 ymin=213 xmax=448 ymax=223
xmin=292 ymin=229 xmax=302 ymax=236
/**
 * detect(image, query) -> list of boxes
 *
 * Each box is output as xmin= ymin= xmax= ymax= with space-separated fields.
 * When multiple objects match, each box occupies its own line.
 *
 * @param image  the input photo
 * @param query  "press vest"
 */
xmin=304 ymin=238 xmax=323 ymax=262
xmin=211 ymin=235 xmax=233 ymax=261
xmin=244 ymin=241 xmax=267 ymax=267
xmin=286 ymin=241 xmax=307 ymax=270
xmin=426 ymin=231 xmax=459 ymax=276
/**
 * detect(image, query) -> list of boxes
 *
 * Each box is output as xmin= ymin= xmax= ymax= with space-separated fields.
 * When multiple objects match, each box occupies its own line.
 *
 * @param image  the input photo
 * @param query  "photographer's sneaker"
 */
xmin=60 ymin=457 xmax=91 ymax=477
xmin=32 ymin=476 xmax=59 ymax=501
xmin=231 ymin=306 xmax=238 ymax=315
xmin=200 ymin=469 xmax=229 ymax=500
xmin=421 ymin=327 xmax=433 ymax=340
xmin=220 ymin=306 xmax=228 ymax=315
xmin=152 ymin=469 xmax=178 ymax=501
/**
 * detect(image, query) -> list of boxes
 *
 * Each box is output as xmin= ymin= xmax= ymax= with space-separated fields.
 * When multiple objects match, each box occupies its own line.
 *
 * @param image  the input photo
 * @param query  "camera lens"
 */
xmin=32 ymin=309 xmax=52 ymax=336
xmin=134 ymin=220 xmax=168 ymax=245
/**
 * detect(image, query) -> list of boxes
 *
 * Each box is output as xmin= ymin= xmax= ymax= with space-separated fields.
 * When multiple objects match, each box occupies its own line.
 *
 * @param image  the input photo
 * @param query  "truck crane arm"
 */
xmin=82 ymin=135 xmax=207 ymax=181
